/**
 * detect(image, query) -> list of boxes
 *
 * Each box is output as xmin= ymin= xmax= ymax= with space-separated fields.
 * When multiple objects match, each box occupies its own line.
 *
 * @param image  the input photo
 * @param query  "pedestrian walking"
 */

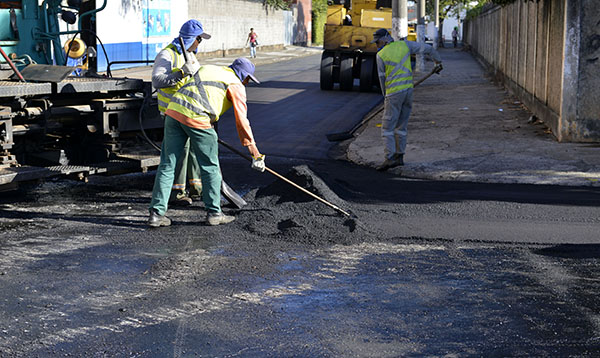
xmin=245 ymin=28 xmax=258 ymax=58
xmin=371 ymin=28 xmax=443 ymax=171
xmin=148 ymin=58 xmax=265 ymax=227
xmin=452 ymin=27 xmax=459 ymax=48
xmin=152 ymin=19 xmax=211 ymax=206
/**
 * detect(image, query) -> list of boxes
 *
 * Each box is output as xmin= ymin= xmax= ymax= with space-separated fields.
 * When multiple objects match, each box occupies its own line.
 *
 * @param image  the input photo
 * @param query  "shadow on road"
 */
xmin=534 ymin=244 xmax=600 ymax=259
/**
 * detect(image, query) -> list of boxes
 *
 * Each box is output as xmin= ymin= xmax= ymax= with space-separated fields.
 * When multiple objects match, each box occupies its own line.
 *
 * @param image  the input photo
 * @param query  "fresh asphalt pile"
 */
xmin=230 ymin=165 xmax=375 ymax=246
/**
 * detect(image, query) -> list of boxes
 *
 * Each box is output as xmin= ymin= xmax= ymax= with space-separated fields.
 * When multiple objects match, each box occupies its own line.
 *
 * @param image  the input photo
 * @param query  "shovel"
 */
xmin=218 ymin=139 xmax=352 ymax=217
xmin=326 ymin=64 xmax=443 ymax=142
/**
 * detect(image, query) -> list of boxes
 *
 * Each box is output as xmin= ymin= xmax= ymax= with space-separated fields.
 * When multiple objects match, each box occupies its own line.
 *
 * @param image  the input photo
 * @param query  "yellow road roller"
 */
xmin=320 ymin=0 xmax=392 ymax=92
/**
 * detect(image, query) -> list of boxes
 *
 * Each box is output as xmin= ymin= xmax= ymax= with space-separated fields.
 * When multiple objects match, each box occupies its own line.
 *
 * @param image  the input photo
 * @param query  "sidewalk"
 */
xmin=346 ymin=47 xmax=600 ymax=187
xmin=110 ymin=45 xmax=323 ymax=81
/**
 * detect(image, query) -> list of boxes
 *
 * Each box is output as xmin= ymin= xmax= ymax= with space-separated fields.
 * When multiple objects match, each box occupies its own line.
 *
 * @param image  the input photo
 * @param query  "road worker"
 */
xmin=148 ymin=58 xmax=265 ymax=227
xmin=151 ymin=19 xmax=211 ymax=206
xmin=372 ymin=28 xmax=443 ymax=171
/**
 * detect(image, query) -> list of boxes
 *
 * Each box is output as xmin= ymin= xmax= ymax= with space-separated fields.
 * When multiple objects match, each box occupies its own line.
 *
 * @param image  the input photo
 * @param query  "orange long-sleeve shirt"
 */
xmin=226 ymin=83 xmax=255 ymax=147
xmin=166 ymin=82 xmax=255 ymax=148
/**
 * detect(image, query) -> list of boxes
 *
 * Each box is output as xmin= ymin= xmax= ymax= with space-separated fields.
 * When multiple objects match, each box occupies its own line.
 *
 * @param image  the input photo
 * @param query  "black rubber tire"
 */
xmin=359 ymin=56 xmax=374 ymax=92
xmin=320 ymin=51 xmax=334 ymax=90
xmin=372 ymin=58 xmax=381 ymax=90
xmin=339 ymin=54 xmax=354 ymax=91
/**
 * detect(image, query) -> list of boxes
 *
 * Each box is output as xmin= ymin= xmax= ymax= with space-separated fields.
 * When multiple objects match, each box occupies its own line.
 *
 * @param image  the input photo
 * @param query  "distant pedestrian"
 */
xmin=452 ymin=27 xmax=459 ymax=48
xmin=246 ymin=28 xmax=258 ymax=58
xmin=371 ymin=28 xmax=443 ymax=171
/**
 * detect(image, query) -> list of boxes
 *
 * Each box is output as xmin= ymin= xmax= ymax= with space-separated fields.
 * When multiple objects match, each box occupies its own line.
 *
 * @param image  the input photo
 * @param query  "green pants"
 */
xmin=149 ymin=115 xmax=222 ymax=216
xmin=171 ymin=139 xmax=202 ymax=199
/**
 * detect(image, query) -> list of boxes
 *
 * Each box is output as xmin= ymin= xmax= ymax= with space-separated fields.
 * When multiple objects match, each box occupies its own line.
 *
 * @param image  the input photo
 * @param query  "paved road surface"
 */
xmin=1 ymin=55 xmax=599 ymax=357
xmin=217 ymin=55 xmax=380 ymax=160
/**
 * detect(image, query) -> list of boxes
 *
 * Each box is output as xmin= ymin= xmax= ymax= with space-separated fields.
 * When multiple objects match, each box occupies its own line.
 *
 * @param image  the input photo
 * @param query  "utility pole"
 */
xmin=392 ymin=0 xmax=408 ymax=41
xmin=433 ymin=0 xmax=439 ymax=50
xmin=416 ymin=0 xmax=426 ymax=72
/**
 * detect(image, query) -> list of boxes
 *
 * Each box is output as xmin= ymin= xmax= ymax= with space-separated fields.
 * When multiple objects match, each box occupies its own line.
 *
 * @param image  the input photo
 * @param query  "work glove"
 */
xmin=181 ymin=59 xmax=200 ymax=77
xmin=251 ymin=154 xmax=266 ymax=172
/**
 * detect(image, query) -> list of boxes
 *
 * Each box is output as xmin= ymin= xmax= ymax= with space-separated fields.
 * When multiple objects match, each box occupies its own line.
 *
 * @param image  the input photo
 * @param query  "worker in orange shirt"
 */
xmin=148 ymin=58 xmax=265 ymax=227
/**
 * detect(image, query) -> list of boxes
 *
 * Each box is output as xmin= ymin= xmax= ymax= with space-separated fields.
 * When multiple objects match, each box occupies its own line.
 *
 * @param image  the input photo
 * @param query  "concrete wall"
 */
xmin=96 ymin=0 xmax=190 ymax=71
xmin=188 ymin=0 xmax=287 ymax=53
xmin=464 ymin=0 xmax=600 ymax=142
xmin=572 ymin=0 xmax=600 ymax=139
xmin=188 ymin=0 xmax=311 ymax=55
xmin=94 ymin=0 xmax=311 ymax=70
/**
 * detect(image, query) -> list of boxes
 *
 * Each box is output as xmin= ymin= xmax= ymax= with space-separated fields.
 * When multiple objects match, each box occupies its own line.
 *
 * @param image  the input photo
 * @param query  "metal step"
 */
xmin=0 ymin=153 xmax=161 ymax=187
xmin=0 ymin=166 xmax=52 ymax=186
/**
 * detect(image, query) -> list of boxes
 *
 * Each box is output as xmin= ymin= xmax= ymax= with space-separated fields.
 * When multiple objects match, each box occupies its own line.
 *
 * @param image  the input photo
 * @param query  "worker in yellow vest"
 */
xmin=372 ymin=28 xmax=443 ymax=171
xmin=148 ymin=58 xmax=265 ymax=227
xmin=151 ymin=19 xmax=211 ymax=205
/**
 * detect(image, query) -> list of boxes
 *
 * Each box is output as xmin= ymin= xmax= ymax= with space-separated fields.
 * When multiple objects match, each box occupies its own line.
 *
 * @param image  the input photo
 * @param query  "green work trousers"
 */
xmin=149 ymin=115 xmax=222 ymax=216
xmin=171 ymin=139 xmax=202 ymax=199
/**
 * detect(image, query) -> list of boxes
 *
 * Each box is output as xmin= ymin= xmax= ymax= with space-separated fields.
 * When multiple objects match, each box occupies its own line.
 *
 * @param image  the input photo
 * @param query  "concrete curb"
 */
xmin=345 ymin=47 xmax=600 ymax=188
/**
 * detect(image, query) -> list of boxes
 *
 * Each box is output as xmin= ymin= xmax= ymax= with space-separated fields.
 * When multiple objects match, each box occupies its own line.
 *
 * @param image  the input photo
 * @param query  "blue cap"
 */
xmin=371 ymin=28 xmax=392 ymax=43
xmin=172 ymin=19 xmax=211 ymax=53
xmin=229 ymin=58 xmax=260 ymax=84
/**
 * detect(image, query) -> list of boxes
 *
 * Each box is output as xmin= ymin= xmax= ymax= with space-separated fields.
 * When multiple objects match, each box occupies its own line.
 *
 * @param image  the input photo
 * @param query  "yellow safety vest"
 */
xmin=157 ymin=44 xmax=186 ymax=114
xmin=166 ymin=65 xmax=241 ymax=127
xmin=377 ymin=41 xmax=413 ymax=96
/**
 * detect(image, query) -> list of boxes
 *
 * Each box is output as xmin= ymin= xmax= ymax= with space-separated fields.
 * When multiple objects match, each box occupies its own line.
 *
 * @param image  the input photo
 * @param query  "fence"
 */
xmin=464 ymin=0 xmax=599 ymax=142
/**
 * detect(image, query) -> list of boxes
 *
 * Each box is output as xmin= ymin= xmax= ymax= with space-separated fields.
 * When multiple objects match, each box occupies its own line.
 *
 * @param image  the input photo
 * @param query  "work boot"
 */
xmin=376 ymin=154 xmax=404 ymax=171
xmin=169 ymin=191 xmax=193 ymax=206
xmin=170 ymin=196 xmax=193 ymax=206
xmin=206 ymin=212 xmax=235 ymax=226
xmin=148 ymin=209 xmax=171 ymax=228
xmin=189 ymin=187 xmax=202 ymax=201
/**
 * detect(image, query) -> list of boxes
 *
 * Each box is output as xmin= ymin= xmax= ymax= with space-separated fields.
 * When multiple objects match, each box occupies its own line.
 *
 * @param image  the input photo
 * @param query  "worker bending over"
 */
xmin=372 ymin=28 xmax=443 ymax=171
xmin=152 ymin=19 xmax=210 ymax=205
xmin=148 ymin=58 xmax=265 ymax=227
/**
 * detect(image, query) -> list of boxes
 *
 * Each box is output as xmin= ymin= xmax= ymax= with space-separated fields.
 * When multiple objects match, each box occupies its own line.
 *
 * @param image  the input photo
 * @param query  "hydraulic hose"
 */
xmin=138 ymin=88 xmax=161 ymax=152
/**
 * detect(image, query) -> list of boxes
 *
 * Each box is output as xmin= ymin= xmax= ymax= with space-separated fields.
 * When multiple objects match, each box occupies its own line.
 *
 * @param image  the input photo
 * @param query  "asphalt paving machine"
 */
xmin=320 ymin=0 xmax=416 ymax=92
xmin=0 ymin=0 xmax=162 ymax=190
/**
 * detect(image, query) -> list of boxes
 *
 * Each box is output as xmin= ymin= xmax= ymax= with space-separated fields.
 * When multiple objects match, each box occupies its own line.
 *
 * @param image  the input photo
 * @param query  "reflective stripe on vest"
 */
xmin=166 ymin=65 xmax=241 ymax=127
xmin=157 ymin=44 xmax=186 ymax=113
xmin=378 ymin=41 xmax=413 ymax=95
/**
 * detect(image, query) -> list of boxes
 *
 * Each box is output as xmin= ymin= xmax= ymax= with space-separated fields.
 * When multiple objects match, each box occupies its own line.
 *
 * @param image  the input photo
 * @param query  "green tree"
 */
xmin=425 ymin=0 xmax=474 ymax=46
xmin=263 ymin=0 xmax=291 ymax=10
xmin=491 ymin=0 xmax=541 ymax=5
xmin=312 ymin=0 xmax=329 ymax=45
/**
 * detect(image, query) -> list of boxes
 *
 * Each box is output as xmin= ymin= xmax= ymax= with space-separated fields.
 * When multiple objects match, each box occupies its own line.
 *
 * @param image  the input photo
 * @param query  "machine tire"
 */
xmin=359 ymin=56 xmax=374 ymax=92
xmin=339 ymin=54 xmax=354 ymax=91
xmin=320 ymin=51 xmax=334 ymax=90
xmin=372 ymin=60 xmax=381 ymax=90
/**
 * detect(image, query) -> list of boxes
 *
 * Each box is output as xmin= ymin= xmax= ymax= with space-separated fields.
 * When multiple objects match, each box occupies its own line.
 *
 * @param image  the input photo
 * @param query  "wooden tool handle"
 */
xmin=217 ymin=139 xmax=351 ymax=217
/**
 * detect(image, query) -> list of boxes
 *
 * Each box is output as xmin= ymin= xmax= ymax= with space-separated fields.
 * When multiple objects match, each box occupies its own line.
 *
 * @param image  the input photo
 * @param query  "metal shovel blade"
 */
xmin=221 ymin=180 xmax=246 ymax=209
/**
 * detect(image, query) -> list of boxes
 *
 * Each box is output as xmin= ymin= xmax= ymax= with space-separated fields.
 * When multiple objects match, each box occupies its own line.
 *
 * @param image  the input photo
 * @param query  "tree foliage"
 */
xmin=490 ymin=0 xmax=541 ymax=5
xmin=426 ymin=0 xmax=541 ymax=21
xmin=263 ymin=0 xmax=290 ymax=10
xmin=426 ymin=0 xmax=472 ymax=21
xmin=312 ymin=0 xmax=329 ymax=45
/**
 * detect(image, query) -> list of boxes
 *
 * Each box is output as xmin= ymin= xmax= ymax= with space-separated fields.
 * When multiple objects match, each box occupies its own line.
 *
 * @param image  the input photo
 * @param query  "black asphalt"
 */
xmin=1 ymin=55 xmax=599 ymax=357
